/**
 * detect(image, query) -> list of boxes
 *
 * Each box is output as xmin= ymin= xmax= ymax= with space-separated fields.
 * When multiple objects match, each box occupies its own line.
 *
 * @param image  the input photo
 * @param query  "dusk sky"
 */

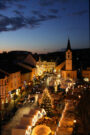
xmin=0 ymin=0 xmax=89 ymax=53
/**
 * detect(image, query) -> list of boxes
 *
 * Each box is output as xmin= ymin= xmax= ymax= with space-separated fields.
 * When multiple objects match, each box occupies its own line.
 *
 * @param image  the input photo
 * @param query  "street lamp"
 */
xmin=73 ymin=119 xmax=77 ymax=124
xmin=73 ymin=119 xmax=79 ymax=135
xmin=78 ymin=95 xmax=81 ymax=99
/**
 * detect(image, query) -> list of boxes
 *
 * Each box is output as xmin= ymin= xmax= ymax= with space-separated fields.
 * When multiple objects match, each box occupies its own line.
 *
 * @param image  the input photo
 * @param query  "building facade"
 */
xmin=82 ymin=67 xmax=90 ymax=81
xmin=8 ymin=71 xmax=21 ymax=98
xmin=36 ymin=58 xmax=56 ymax=76
xmin=0 ymin=74 xmax=8 ymax=106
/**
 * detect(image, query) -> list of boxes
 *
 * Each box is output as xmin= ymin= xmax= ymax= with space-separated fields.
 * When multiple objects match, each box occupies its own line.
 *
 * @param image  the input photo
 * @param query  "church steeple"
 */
xmin=66 ymin=38 xmax=72 ymax=71
xmin=66 ymin=38 xmax=71 ymax=51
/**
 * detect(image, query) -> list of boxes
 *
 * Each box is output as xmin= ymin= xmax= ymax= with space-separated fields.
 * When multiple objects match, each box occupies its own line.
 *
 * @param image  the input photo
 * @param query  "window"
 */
xmin=5 ymin=80 xmax=7 ymax=85
xmin=67 ymin=73 xmax=70 ymax=77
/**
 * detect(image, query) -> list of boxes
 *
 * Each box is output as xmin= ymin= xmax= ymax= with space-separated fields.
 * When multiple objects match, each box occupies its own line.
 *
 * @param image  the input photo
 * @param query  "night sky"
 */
xmin=0 ymin=0 xmax=89 ymax=53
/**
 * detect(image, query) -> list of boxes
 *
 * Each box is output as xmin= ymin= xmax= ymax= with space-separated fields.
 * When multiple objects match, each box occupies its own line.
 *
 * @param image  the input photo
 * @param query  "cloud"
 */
xmin=39 ymin=0 xmax=69 ymax=6
xmin=49 ymin=9 xmax=59 ymax=14
xmin=38 ymin=14 xmax=48 ymax=21
xmin=0 ymin=0 xmax=27 ymax=9
xmin=0 ymin=14 xmax=26 ymax=32
xmin=16 ymin=4 xmax=26 ymax=9
xmin=0 ymin=0 xmax=26 ymax=11
xmin=2 ymin=0 xmax=26 ymax=3
xmin=56 ymin=0 xmax=69 ymax=3
xmin=38 ymin=14 xmax=58 ymax=22
xmin=70 ymin=10 xmax=88 ymax=16
xmin=32 ymin=10 xmax=41 ymax=15
xmin=0 ymin=2 xmax=8 ymax=10
xmin=26 ymin=16 xmax=40 ymax=28
xmin=62 ymin=8 xmax=66 ymax=11
xmin=47 ymin=15 xmax=57 ymax=19
xmin=39 ymin=0 xmax=54 ymax=6
xmin=27 ymin=14 xmax=58 ymax=28
xmin=13 ymin=10 xmax=24 ymax=16
xmin=0 ymin=0 xmax=59 ymax=32
xmin=0 ymin=13 xmax=58 ymax=32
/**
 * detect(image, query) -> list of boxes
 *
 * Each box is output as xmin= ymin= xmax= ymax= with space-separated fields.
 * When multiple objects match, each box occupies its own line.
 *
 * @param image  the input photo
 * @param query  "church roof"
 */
xmin=66 ymin=38 xmax=72 ymax=51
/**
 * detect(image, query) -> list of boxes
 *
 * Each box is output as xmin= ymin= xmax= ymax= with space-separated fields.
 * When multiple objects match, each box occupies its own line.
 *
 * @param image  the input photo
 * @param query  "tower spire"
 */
xmin=67 ymin=38 xmax=71 ymax=50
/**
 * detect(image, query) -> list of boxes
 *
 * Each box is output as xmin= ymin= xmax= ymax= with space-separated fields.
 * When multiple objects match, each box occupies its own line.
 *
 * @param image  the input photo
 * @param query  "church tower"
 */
xmin=61 ymin=38 xmax=77 ymax=80
xmin=66 ymin=39 xmax=72 ymax=71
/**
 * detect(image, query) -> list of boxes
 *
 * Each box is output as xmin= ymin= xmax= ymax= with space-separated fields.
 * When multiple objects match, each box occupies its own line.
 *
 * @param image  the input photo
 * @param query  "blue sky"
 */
xmin=0 ymin=0 xmax=89 ymax=53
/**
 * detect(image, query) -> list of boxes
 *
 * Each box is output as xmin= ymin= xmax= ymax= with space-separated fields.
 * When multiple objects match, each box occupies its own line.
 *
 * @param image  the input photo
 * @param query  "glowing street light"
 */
xmin=54 ymin=69 xmax=56 ymax=73
xmin=66 ymin=88 xmax=69 ymax=93
xmin=58 ymin=74 xmax=60 ymax=78
xmin=78 ymin=95 xmax=81 ymax=99
xmin=73 ymin=119 xmax=77 ymax=124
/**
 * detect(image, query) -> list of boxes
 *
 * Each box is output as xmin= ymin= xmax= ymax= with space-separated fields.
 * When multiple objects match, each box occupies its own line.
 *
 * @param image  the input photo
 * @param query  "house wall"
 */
xmin=61 ymin=70 xmax=77 ymax=80
xmin=8 ymin=72 xmax=21 ymax=92
xmin=0 ymin=76 xmax=8 ymax=105
xmin=82 ymin=70 xmax=90 ymax=80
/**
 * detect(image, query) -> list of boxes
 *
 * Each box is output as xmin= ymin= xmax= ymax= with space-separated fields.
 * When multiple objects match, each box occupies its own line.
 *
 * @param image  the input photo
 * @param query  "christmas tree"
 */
xmin=40 ymin=88 xmax=52 ymax=115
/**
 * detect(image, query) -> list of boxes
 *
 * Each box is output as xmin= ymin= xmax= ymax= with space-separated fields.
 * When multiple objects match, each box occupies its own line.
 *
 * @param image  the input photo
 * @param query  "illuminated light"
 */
xmin=54 ymin=69 xmax=56 ymax=73
xmin=42 ymin=109 xmax=46 ymax=115
xmin=66 ymin=88 xmax=69 ymax=93
xmin=57 ymin=103 xmax=68 ymax=128
xmin=78 ymin=86 xmax=80 ymax=88
xmin=25 ymin=130 xmax=30 ymax=135
xmin=38 ymin=112 xmax=42 ymax=119
xmin=11 ymin=94 xmax=13 ymax=99
xmin=84 ymin=78 xmax=89 ymax=82
xmin=6 ymin=98 xmax=8 ymax=103
xmin=28 ymin=126 xmax=31 ymax=129
xmin=2 ymin=100 xmax=4 ymax=104
xmin=25 ymin=109 xmax=47 ymax=134
xmin=32 ymin=119 xmax=36 ymax=126
xmin=69 ymin=83 xmax=72 ymax=86
xmin=35 ymin=95 xmax=38 ymax=102
xmin=24 ymin=109 xmax=47 ymax=135
xmin=16 ymin=89 xmax=20 ymax=95
xmin=78 ymin=95 xmax=81 ymax=99
xmin=58 ymin=74 xmax=61 ymax=78
xmin=31 ymin=125 xmax=51 ymax=135
xmin=27 ymin=126 xmax=31 ymax=133
xmin=73 ymin=120 xmax=77 ymax=123
xmin=28 ymin=82 xmax=31 ymax=85
xmin=33 ymin=116 xmax=37 ymax=122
